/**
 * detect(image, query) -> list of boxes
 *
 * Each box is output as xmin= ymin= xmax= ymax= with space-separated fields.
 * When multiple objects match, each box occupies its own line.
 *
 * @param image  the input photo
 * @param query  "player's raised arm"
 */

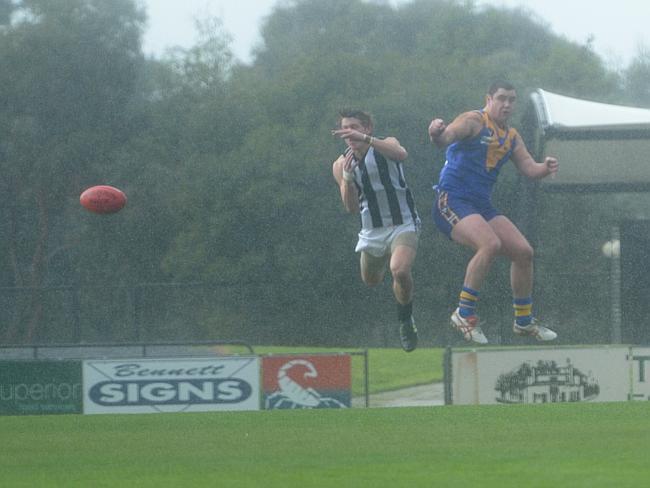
xmin=331 ymin=126 xmax=408 ymax=162
xmin=370 ymin=136 xmax=408 ymax=162
xmin=428 ymin=111 xmax=483 ymax=149
xmin=511 ymin=133 xmax=559 ymax=179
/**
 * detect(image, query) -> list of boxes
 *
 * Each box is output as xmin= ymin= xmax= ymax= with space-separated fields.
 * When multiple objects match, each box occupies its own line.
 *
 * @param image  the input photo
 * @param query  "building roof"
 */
xmin=531 ymin=89 xmax=650 ymax=133
xmin=529 ymin=89 xmax=650 ymax=190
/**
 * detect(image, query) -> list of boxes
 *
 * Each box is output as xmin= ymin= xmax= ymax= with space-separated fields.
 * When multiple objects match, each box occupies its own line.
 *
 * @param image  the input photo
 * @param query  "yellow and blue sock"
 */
xmin=513 ymin=297 xmax=533 ymax=326
xmin=459 ymin=286 xmax=479 ymax=318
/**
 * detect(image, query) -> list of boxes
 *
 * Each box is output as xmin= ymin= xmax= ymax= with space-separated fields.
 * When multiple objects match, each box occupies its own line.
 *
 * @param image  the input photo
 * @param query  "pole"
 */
xmin=610 ymin=226 xmax=622 ymax=344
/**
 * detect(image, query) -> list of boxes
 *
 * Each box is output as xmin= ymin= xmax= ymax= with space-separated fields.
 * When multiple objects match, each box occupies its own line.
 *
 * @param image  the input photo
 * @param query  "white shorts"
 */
xmin=355 ymin=222 xmax=419 ymax=258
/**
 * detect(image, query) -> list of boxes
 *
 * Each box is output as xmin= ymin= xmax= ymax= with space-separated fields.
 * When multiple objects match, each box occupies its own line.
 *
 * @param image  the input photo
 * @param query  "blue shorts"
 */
xmin=432 ymin=188 xmax=501 ymax=239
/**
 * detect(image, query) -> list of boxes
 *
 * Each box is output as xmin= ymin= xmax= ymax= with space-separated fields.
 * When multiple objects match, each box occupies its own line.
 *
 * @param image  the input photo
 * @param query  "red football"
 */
xmin=80 ymin=185 xmax=127 ymax=214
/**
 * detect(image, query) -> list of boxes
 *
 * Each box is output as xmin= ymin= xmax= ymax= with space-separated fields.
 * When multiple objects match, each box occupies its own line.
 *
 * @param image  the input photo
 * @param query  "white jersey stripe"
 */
xmin=352 ymin=146 xmax=419 ymax=230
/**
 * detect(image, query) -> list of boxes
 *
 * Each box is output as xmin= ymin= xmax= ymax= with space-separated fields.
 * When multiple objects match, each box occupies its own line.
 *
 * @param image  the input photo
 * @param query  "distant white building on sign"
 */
xmin=495 ymin=359 xmax=599 ymax=404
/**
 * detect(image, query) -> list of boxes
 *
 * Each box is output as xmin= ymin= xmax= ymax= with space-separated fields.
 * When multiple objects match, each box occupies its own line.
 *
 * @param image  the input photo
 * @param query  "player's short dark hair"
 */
xmin=488 ymin=80 xmax=516 ymax=95
xmin=338 ymin=109 xmax=374 ymax=129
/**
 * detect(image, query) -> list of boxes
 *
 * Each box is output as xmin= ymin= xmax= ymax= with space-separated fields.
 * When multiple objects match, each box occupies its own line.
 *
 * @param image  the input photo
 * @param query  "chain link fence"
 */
xmin=0 ymin=262 xmax=620 ymax=348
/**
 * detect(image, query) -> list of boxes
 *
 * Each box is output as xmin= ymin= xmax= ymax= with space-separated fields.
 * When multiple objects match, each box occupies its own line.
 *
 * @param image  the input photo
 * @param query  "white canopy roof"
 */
xmin=531 ymin=89 xmax=650 ymax=132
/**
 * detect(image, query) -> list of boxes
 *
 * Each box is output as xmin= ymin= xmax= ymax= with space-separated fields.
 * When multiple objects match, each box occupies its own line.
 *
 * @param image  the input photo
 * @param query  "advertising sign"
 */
xmin=631 ymin=347 xmax=650 ymax=401
xmin=262 ymin=354 xmax=351 ymax=409
xmin=83 ymin=357 xmax=259 ymax=414
xmin=451 ymin=347 xmax=630 ymax=405
xmin=0 ymin=361 xmax=82 ymax=415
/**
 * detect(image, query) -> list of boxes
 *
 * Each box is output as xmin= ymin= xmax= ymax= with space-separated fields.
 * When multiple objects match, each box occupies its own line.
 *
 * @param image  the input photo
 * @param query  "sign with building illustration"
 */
xmin=451 ymin=346 xmax=630 ymax=405
xmin=262 ymin=354 xmax=351 ymax=409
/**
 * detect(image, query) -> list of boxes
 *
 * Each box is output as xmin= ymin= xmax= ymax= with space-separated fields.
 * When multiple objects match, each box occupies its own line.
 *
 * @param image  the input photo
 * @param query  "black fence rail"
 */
xmin=0 ymin=339 xmax=255 ymax=360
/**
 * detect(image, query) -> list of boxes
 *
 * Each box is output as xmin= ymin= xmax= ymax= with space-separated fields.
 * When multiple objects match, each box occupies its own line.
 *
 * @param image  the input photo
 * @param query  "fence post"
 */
xmin=72 ymin=287 xmax=82 ymax=343
xmin=443 ymin=346 xmax=452 ymax=405
xmin=363 ymin=349 xmax=369 ymax=408
xmin=609 ymin=226 xmax=622 ymax=344
xmin=129 ymin=285 xmax=141 ymax=342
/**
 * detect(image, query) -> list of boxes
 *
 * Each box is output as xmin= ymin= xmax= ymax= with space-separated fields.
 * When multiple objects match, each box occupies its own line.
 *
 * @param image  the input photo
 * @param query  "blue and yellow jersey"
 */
xmin=437 ymin=110 xmax=519 ymax=201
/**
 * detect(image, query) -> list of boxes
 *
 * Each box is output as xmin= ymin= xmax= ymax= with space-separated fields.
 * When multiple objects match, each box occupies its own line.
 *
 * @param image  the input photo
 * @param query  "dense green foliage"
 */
xmin=1 ymin=0 xmax=648 ymax=346
xmin=2 ymin=402 xmax=650 ymax=486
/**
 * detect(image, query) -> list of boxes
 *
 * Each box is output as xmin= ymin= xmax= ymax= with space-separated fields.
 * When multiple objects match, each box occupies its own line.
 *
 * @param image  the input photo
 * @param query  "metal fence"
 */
xmin=0 ymin=282 xmax=248 ymax=345
xmin=0 ymin=265 xmax=621 ymax=348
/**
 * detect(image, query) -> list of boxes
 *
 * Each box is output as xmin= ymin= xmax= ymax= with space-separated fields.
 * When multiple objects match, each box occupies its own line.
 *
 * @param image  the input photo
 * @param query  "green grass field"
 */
xmin=254 ymin=346 xmax=445 ymax=395
xmin=2 ymin=402 xmax=649 ymax=487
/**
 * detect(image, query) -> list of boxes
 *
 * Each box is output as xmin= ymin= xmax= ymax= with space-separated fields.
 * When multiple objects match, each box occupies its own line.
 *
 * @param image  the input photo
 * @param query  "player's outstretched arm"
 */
xmin=429 ymin=111 xmax=482 ymax=148
xmin=331 ymin=126 xmax=408 ymax=162
xmin=371 ymin=136 xmax=408 ymax=162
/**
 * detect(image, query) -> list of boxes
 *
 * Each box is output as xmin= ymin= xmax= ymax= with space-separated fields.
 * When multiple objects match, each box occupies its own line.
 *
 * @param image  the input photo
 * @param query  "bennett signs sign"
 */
xmin=83 ymin=357 xmax=260 ymax=414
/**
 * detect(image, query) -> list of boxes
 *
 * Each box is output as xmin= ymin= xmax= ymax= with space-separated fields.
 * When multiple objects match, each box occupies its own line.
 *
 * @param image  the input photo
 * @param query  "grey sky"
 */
xmin=141 ymin=0 xmax=649 ymax=68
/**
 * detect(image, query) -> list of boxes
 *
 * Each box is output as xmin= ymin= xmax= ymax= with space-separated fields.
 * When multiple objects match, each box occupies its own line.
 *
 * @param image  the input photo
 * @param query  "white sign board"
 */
xmin=631 ymin=347 xmax=650 ymax=401
xmin=83 ymin=357 xmax=260 ymax=414
xmin=451 ymin=347 xmax=630 ymax=405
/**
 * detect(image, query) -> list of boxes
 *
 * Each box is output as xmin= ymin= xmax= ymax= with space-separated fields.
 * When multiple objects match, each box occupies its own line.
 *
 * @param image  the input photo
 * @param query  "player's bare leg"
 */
xmin=390 ymin=244 xmax=415 ymax=305
xmin=390 ymin=243 xmax=418 ymax=352
xmin=360 ymin=252 xmax=388 ymax=287
xmin=489 ymin=215 xmax=557 ymax=341
xmin=451 ymin=214 xmax=501 ymax=290
xmin=447 ymin=215 xmax=499 ymax=344
xmin=488 ymin=216 xmax=533 ymax=297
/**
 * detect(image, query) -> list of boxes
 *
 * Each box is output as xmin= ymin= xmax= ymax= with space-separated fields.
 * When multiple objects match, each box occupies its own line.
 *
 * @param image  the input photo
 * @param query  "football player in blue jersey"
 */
xmin=428 ymin=81 xmax=559 ymax=344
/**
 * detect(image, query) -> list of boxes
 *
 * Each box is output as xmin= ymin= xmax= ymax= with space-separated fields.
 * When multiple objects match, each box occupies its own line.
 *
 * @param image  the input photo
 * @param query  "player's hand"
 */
xmin=332 ymin=128 xmax=368 ymax=143
xmin=338 ymin=151 xmax=358 ymax=183
xmin=428 ymin=118 xmax=446 ymax=142
xmin=343 ymin=150 xmax=357 ymax=173
xmin=544 ymin=156 xmax=559 ymax=178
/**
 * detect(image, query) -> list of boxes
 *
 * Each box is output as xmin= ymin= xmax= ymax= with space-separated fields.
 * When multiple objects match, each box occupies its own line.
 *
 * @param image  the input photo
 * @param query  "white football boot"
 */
xmin=513 ymin=318 xmax=558 ymax=341
xmin=451 ymin=308 xmax=488 ymax=344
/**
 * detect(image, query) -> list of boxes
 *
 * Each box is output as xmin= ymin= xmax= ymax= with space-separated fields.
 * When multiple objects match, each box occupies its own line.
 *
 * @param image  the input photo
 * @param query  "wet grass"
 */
xmin=2 ymin=401 xmax=648 ymax=487
xmin=253 ymin=346 xmax=445 ymax=395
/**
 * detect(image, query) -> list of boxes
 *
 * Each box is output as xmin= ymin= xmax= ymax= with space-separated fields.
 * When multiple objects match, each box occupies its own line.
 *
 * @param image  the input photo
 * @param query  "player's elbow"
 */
xmin=522 ymin=161 xmax=546 ymax=180
xmin=432 ymin=135 xmax=451 ymax=149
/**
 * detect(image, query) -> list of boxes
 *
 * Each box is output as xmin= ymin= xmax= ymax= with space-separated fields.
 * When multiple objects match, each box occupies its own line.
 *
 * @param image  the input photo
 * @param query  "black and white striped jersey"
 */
xmin=349 ymin=146 xmax=420 ymax=230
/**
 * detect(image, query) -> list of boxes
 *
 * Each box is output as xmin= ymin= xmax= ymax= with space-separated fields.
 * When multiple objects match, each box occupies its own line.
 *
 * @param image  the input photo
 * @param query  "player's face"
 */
xmin=340 ymin=117 xmax=369 ymax=149
xmin=486 ymin=88 xmax=517 ymax=125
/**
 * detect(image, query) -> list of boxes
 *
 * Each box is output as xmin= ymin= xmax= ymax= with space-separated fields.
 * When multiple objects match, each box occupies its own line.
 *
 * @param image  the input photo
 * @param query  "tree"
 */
xmin=0 ymin=0 xmax=146 ymax=341
xmin=1 ymin=0 xmax=631 ymax=346
xmin=156 ymin=0 xmax=626 ymax=346
xmin=623 ymin=46 xmax=650 ymax=107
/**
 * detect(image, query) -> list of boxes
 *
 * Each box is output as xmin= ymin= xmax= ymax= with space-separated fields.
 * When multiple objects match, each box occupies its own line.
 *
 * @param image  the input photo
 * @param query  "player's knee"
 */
xmin=515 ymin=243 xmax=534 ymax=263
xmin=481 ymin=236 xmax=502 ymax=257
xmin=390 ymin=264 xmax=412 ymax=285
